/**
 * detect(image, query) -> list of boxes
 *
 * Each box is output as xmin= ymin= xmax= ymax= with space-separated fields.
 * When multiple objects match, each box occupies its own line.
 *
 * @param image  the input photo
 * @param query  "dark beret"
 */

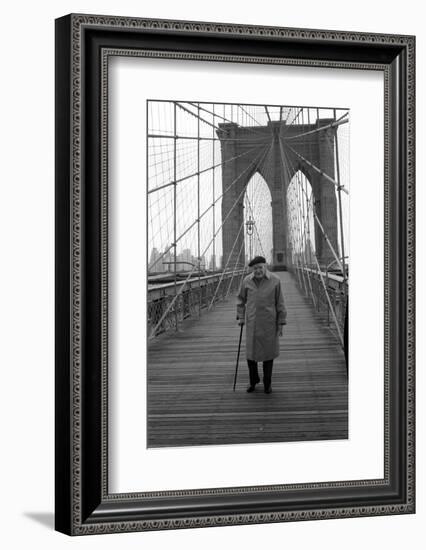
xmin=248 ymin=256 xmax=266 ymax=267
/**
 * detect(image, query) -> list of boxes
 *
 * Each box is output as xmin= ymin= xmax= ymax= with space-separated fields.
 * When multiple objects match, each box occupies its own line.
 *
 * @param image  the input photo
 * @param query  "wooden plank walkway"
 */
xmin=147 ymin=272 xmax=348 ymax=448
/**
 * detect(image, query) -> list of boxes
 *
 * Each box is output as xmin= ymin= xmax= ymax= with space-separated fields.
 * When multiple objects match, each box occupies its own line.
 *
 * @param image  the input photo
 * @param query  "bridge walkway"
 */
xmin=147 ymin=272 xmax=348 ymax=448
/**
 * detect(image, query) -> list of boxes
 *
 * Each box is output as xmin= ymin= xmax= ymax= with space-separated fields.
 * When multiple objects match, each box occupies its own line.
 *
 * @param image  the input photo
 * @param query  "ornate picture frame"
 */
xmin=55 ymin=13 xmax=415 ymax=535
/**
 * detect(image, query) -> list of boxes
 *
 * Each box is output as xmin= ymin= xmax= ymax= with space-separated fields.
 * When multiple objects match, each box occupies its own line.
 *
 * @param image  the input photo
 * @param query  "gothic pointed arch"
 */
xmin=243 ymin=171 xmax=273 ymax=265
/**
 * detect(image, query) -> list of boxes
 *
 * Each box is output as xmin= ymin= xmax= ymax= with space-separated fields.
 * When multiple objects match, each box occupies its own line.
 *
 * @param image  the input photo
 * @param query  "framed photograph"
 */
xmin=55 ymin=14 xmax=415 ymax=535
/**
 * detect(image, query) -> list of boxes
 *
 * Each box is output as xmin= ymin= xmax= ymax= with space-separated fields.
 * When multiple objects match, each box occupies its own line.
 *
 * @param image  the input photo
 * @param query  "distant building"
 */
xmin=148 ymin=247 xmax=162 ymax=273
xmin=176 ymin=248 xmax=192 ymax=271
xmin=162 ymin=250 xmax=174 ymax=272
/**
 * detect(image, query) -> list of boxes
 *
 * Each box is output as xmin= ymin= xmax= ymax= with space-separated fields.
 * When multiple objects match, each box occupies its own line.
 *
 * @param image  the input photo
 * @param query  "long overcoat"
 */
xmin=236 ymin=270 xmax=287 ymax=362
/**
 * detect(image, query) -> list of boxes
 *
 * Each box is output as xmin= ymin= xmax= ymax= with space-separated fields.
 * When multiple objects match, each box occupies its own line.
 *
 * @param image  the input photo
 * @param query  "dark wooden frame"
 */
xmin=55 ymin=13 xmax=415 ymax=535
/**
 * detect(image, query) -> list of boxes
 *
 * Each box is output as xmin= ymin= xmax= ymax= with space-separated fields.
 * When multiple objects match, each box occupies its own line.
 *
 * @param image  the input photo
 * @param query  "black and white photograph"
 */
xmin=147 ymin=100 xmax=349 ymax=448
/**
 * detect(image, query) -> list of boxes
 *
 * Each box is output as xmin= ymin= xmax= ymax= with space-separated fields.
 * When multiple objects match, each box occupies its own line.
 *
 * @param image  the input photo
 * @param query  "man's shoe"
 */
xmin=248 ymin=374 xmax=260 ymax=392
xmin=264 ymin=386 xmax=272 ymax=394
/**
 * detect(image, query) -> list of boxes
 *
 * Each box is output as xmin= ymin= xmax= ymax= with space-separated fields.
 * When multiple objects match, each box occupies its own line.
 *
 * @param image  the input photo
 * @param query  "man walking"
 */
xmin=236 ymin=256 xmax=287 ymax=394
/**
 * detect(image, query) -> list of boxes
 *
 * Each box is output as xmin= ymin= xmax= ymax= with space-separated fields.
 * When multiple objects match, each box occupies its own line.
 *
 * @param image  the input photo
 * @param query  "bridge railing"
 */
xmin=289 ymin=265 xmax=348 ymax=346
xmin=148 ymin=269 xmax=247 ymax=338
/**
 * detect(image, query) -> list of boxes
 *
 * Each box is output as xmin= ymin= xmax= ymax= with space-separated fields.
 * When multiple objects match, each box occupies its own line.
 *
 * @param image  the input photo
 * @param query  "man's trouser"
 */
xmin=247 ymin=359 xmax=273 ymax=388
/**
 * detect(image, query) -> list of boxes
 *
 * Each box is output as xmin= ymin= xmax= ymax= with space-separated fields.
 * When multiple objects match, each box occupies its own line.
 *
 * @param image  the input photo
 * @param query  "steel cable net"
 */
xmin=283 ymin=106 xmax=350 ymax=344
xmin=147 ymin=101 xmax=349 ymax=342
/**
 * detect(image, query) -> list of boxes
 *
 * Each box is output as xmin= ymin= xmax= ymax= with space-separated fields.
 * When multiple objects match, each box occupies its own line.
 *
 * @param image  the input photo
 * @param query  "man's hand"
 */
xmin=277 ymin=325 xmax=284 ymax=337
xmin=238 ymin=319 xmax=245 ymax=326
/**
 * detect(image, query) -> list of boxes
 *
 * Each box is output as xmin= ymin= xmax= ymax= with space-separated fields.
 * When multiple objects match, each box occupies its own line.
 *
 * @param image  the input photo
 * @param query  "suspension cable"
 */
xmin=280 ymin=134 xmax=345 ymax=347
xmin=149 ymin=144 xmax=269 ymax=270
xmin=282 ymin=111 xmax=349 ymax=141
xmin=149 ymin=142 xmax=273 ymax=336
xmin=148 ymin=144 xmax=261 ymax=195
xmin=186 ymin=102 xmax=267 ymax=137
xmin=284 ymin=140 xmax=348 ymax=195
xmin=207 ymin=220 xmax=246 ymax=310
xmin=281 ymin=141 xmax=344 ymax=273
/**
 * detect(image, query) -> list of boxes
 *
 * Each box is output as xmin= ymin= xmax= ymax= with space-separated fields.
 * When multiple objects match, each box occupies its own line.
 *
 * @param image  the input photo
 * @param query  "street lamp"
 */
xmin=245 ymin=217 xmax=255 ymax=261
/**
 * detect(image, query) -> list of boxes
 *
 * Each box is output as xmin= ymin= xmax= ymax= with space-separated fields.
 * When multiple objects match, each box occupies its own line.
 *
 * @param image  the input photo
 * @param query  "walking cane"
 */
xmin=233 ymin=323 xmax=244 ymax=391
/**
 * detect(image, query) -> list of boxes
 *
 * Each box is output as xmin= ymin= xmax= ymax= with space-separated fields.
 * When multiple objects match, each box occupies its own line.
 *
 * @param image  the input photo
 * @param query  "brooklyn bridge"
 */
xmin=147 ymin=101 xmax=349 ymax=448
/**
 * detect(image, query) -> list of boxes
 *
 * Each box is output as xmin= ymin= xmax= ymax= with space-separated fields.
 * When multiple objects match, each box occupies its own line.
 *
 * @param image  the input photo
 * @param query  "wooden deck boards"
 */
xmin=147 ymin=272 xmax=348 ymax=447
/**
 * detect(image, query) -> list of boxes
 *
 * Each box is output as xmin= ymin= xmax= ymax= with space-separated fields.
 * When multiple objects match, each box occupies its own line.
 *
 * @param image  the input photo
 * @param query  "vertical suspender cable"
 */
xmin=306 ymin=108 xmax=314 ymax=269
xmin=301 ymin=108 xmax=315 ymax=305
xmin=173 ymin=101 xmax=178 ymax=330
xmin=334 ymin=108 xmax=347 ymax=286
xmin=300 ymin=107 xmax=313 ymax=297
xmin=197 ymin=103 xmax=201 ymax=314
xmin=212 ymin=103 xmax=216 ymax=271
xmin=296 ymin=169 xmax=308 ymax=296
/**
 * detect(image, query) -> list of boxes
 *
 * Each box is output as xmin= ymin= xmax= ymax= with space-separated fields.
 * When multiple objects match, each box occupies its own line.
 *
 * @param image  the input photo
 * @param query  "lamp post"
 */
xmin=245 ymin=217 xmax=255 ymax=261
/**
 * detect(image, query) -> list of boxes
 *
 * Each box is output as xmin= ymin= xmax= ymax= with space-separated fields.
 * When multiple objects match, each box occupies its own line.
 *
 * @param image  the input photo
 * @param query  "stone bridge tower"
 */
xmin=218 ymin=119 xmax=338 ymax=271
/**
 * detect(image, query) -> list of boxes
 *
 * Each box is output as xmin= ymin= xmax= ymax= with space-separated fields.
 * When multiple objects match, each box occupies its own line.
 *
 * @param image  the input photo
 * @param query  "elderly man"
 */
xmin=236 ymin=256 xmax=287 ymax=394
